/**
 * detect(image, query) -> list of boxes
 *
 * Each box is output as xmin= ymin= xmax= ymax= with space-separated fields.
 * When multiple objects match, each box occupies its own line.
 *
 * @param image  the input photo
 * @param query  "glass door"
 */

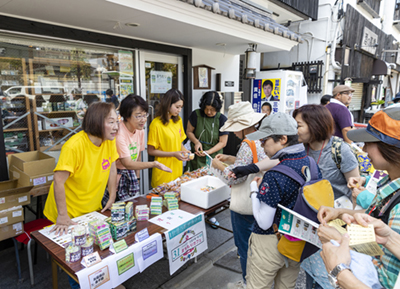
xmin=138 ymin=51 xmax=183 ymax=194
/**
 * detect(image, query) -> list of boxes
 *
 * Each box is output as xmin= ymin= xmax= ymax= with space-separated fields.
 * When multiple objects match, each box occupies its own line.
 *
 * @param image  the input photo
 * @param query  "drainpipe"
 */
xmin=331 ymin=20 xmax=342 ymax=72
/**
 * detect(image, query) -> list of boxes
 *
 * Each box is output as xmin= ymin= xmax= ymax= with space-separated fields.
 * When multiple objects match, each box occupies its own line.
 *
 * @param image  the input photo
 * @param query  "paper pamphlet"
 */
xmin=347 ymin=224 xmax=384 ymax=256
xmin=327 ymin=219 xmax=347 ymax=235
xmin=334 ymin=195 xmax=363 ymax=211
xmin=204 ymin=152 xmax=229 ymax=184
xmin=365 ymin=170 xmax=388 ymax=196
xmin=277 ymin=204 xmax=322 ymax=248
xmin=39 ymin=211 xmax=107 ymax=247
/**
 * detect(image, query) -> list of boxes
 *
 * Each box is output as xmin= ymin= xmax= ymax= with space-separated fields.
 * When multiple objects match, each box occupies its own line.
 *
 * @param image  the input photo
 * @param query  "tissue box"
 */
xmin=181 ymin=176 xmax=230 ymax=209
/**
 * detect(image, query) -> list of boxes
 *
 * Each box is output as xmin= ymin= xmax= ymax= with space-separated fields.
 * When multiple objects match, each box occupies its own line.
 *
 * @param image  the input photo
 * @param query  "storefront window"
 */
xmin=0 ymin=34 xmax=135 ymax=153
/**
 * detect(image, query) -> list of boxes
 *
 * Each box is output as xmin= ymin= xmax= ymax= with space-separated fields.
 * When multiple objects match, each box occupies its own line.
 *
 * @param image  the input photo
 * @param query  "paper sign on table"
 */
xmin=148 ymin=209 xmax=195 ymax=230
xmin=278 ymin=204 xmax=322 ymax=248
xmin=165 ymin=213 xmax=208 ymax=275
xmin=77 ymin=258 xmax=113 ymax=289
xmin=108 ymin=241 xmax=140 ymax=286
xmin=81 ymin=251 xmax=102 ymax=268
xmin=135 ymin=228 xmax=149 ymax=243
xmin=135 ymin=233 xmax=163 ymax=272
xmin=109 ymin=239 xmax=128 ymax=254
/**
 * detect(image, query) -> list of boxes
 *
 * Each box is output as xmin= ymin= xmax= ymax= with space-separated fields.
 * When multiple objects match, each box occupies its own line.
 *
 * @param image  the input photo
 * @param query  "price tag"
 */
xmin=135 ymin=228 xmax=149 ymax=243
xmin=109 ymin=239 xmax=128 ymax=254
xmin=82 ymin=251 xmax=101 ymax=268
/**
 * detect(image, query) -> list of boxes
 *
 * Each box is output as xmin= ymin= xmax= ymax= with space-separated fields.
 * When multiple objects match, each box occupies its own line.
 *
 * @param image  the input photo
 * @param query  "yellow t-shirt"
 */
xmin=44 ymin=131 xmax=119 ymax=223
xmin=148 ymin=116 xmax=187 ymax=187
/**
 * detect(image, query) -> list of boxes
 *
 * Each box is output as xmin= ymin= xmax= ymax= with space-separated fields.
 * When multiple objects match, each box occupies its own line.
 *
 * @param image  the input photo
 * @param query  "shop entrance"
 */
xmin=138 ymin=51 xmax=183 ymax=194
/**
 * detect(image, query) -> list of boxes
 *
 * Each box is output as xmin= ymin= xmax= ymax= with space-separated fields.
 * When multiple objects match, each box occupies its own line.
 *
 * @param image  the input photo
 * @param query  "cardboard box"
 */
xmin=0 ymin=221 xmax=24 ymax=241
xmin=0 ymin=180 xmax=32 ymax=211
xmin=44 ymin=117 xmax=73 ymax=130
xmin=181 ymin=176 xmax=230 ymax=209
xmin=8 ymin=151 xmax=55 ymax=187
xmin=0 ymin=206 xmax=24 ymax=228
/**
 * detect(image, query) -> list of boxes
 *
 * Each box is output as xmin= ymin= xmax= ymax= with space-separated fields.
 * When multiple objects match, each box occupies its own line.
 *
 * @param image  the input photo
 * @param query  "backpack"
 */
xmin=370 ymin=191 xmax=400 ymax=225
xmin=270 ymin=157 xmax=335 ymax=263
xmin=331 ymin=136 xmax=373 ymax=173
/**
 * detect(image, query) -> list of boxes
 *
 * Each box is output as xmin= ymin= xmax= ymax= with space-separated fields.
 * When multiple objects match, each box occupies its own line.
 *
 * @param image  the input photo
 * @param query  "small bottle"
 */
xmin=65 ymin=234 xmax=81 ymax=263
xmin=72 ymin=225 xmax=86 ymax=246
xmin=81 ymin=228 xmax=94 ymax=257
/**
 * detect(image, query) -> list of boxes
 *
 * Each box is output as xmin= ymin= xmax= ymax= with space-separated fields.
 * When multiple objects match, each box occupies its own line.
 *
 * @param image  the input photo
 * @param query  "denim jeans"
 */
xmin=230 ymin=210 xmax=255 ymax=282
xmin=68 ymin=276 xmax=80 ymax=289
xmin=305 ymin=272 xmax=323 ymax=289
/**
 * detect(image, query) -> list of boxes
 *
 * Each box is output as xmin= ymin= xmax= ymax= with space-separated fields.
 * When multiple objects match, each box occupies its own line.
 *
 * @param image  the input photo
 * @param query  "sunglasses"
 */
xmin=260 ymin=137 xmax=270 ymax=145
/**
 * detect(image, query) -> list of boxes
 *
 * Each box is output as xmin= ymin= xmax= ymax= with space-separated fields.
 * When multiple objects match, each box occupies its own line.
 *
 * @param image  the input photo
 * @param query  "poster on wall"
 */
xmin=252 ymin=78 xmax=281 ymax=113
xmin=118 ymin=50 xmax=134 ymax=77
xmin=150 ymin=71 xmax=173 ymax=94
xmin=120 ymin=77 xmax=134 ymax=97
xmin=165 ymin=213 xmax=208 ymax=275
xmin=198 ymin=67 xmax=208 ymax=88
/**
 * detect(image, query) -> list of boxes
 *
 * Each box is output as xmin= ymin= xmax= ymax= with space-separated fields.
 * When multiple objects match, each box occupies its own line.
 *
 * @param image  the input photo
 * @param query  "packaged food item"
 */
xmin=81 ymin=236 xmax=94 ymax=257
xmin=127 ymin=216 xmax=137 ymax=232
xmin=107 ymin=220 xmax=129 ymax=241
xmin=150 ymin=196 xmax=163 ymax=215
xmin=125 ymin=202 xmax=134 ymax=221
xmin=88 ymin=220 xmax=112 ymax=250
xmin=111 ymin=202 xmax=125 ymax=223
xmin=167 ymin=198 xmax=179 ymax=211
xmin=72 ymin=225 xmax=86 ymax=246
xmin=135 ymin=205 xmax=149 ymax=221
xmin=65 ymin=234 xmax=81 ymax=263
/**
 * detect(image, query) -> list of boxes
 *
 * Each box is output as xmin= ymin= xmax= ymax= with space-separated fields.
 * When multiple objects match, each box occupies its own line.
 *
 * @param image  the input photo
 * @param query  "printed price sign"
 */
xmin=116 ymin=253 xmax=135 ymax=275
xmin=88 ymin=266 xmax=110 ymax=289
xmin=135 ymin=228 xmax=149 ymax=242
xmin=82 ymin=252 xmax=101 ymax=268
xmin=113 ymin=239 xmax=128 ymax=254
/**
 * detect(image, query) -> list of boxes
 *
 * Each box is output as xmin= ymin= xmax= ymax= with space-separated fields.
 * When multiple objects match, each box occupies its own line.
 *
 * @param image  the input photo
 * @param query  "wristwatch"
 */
xmin=328 ymin=263 xmax=352 ymax=288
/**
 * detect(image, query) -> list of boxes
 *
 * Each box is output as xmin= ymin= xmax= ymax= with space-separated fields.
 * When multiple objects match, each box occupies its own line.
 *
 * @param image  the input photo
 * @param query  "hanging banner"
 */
xmin=165 ymin=213 xmax=208 ymax=275
xmin=150 ymin=71 xmax=172 ymax=94
xmin=118 ymin=50 xmax=134 ymax=77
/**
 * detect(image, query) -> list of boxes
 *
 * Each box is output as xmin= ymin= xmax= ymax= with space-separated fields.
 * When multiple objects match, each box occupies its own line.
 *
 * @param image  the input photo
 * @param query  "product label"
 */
xmin=69 ymin=250 xmax=81 ymax=263
xmin=12 ymin=210 xmax=22 ymax=217
xmin=13 ymin=222 xmax=22 ymax=231
xmin=33 ymin=177 xmax=46 ymax=186
xmin=74 ymin=234 xmax=86 ymax=246
xmin=81 ymin=245 xmax=94 ymax=257
xmin=88 ymin=265 xmax=110 ymax=289
xmin=18 ymin=196 xmax=28 ymax=203
xmin=0 ymin=217 xmax=8 ymax=224
xmin=113 ymin=239 xmax=128 ymax=253
xmin=117 ymin=253 xmax=135 ymax=275
xmin=48 ymin=175 xmax=54 ymax=181
xmin=0 ymin=197 xmax=5 ymax=204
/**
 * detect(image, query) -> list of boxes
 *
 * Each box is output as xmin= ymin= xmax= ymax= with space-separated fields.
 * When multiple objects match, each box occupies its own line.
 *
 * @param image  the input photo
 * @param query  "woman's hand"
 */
xmin=347 ymin=176 xmax=366 ymax=189
xmin=253 ymin=176 xmax=262 ymax=187
xmin=318 ymin=224 xmax=342 ymax=244
xmin=317 ymin=206 xmax=340 ymax=225
xmin=153 ymin=161 xmax=172 ymax=173
xmin=101 ymin=198 xmax=114 ymax=213
xmin=351 ymin=186 xmax=366 ymax=199
xmin=342 ymin=213 xmax=391 ymax=246
xmin=320 ymin=234 xmax=351 ymax=273
xmin=173 ymin=151 xmax=190 ymax=161
xmin=51 ymin=214 xmax=77 ymax=236
xmin=215 ymin=154 xmax=227 ymax=162
xmin=194 ymin=142 xmax=204 ymax=157
xmin=212 ymin=159 xmax=226 ymax=171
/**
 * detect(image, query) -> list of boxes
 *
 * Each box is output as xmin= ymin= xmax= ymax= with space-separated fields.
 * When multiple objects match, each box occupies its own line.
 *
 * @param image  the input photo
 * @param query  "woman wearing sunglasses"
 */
xmin=186 ymin=91 xmax=228 ymax=170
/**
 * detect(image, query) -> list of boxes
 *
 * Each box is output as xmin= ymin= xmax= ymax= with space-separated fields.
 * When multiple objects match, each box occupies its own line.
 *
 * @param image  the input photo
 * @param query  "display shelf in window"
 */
xmin=32 ymin=98 xmax=81 ymax=152
xmin=2 ymin=96 xmax=34 ymax=153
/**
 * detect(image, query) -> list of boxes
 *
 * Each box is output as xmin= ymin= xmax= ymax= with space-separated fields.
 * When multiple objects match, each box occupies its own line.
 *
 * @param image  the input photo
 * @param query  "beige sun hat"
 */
xmin=220 ymin=101 xmax=265 ymax=132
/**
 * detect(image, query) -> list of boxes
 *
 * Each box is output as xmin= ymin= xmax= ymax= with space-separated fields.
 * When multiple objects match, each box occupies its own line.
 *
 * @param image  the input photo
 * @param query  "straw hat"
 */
xmin=220 ymin=101 xmax=265 ymax=132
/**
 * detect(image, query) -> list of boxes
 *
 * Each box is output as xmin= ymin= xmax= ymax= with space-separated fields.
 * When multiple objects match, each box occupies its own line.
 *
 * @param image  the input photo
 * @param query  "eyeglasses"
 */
xmin=260 ymin=137 xmax=270 ymax=145
xmin=341 ymin=92 xmax=353 ymax=96
xmin=133 ymin=113 xmax=149 ymax=120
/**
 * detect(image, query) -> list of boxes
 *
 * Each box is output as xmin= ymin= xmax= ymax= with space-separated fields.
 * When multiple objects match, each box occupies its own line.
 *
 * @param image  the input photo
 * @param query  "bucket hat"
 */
xmin=220 ymin=102 xmax=265 ymax=132
xmin=246 ymin=112 xmax=298 ymax=141
xmin=347 ymin=106 xmax=400 ymax=148
xmin=332 ymin=85 xmax=355 ymax=96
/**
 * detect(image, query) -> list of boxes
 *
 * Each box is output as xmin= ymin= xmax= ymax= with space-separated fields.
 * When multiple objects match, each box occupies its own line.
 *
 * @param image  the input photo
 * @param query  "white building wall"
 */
xmin=191 ymin=48 xmax=240 ymax=111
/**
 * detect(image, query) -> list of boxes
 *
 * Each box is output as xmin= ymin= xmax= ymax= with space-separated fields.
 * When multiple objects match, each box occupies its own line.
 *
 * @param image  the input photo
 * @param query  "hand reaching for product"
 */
xmin=154 ymin=161 xmax=172 ymax=173
xmin=194 ymin=142 xmax=204 ymax=156
xmin=347 ymin=176 xmax=366 ymax=189
xmin=173 ymin=151 xmax=190 ymax=161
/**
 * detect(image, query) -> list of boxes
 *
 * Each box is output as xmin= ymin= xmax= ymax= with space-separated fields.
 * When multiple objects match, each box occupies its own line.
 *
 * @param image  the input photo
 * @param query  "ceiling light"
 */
xmin=125 ymin=23 xmax=140 ymax=27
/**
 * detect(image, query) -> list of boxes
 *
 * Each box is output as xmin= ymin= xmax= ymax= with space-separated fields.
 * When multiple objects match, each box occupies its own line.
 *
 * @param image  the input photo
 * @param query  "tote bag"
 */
xmin=229 ymin=139 xmax=263 ymax=215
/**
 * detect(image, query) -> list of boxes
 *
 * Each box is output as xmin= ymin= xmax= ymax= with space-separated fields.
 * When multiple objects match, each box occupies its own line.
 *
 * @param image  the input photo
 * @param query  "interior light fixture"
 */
xmin=125 ymin=23 xmax=140 ymax=27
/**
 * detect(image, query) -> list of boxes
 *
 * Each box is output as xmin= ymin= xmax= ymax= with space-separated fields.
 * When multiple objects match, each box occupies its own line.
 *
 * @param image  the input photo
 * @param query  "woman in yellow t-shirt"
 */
xmin=43 ymin=102 xmax=119 ymax=236
xmin=148 ymin=89 xmax=190 ymax=187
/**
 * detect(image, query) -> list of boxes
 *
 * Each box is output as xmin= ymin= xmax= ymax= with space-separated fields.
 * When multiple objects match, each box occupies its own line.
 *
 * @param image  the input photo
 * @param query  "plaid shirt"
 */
xmin=366 ymin=176 xmax=400 ymax=289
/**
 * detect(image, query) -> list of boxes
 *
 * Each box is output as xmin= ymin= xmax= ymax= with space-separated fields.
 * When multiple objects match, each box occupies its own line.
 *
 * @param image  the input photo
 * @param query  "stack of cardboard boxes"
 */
xmin=0 ymin=151 xmax=55 ymax=241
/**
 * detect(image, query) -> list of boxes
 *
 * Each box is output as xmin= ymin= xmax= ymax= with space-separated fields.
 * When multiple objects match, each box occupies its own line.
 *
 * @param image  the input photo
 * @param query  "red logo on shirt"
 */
xmin=260 ymin=182 xmax=269 ymax=195
xmin=179 ymin=129 xmax=182 ymax=137
xmin=102 ymin=158 xmax=110 ymax=170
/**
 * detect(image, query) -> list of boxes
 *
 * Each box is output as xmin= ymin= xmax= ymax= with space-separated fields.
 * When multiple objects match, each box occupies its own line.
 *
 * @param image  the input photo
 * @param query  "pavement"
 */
xmin=0 ymin=197 xmax=306 ymax=289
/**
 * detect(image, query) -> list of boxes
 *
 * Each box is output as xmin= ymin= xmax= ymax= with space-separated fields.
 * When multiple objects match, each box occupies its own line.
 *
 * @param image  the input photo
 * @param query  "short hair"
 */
xmin=199 ymin=91 xmax=222 ymax=115
xmin=292 ymin=104 xmax=335 ymax=143
xmin=120 ymin=94 xmax=149 ymax=120
xmin=82 ymin=102 xmax=115 ymax=140
xmin=377 ymin=142 xmax=400 ymax=168
xmin=155 ymin=89 xmax=184 ymax=125
xmin=320 ymin=94 xmax=332 ymax=105
xmin=263 ymin=80 xmax=273 ymax=89
xmin=106 ymin=89 xmax=113 ymax=97
xmin=262 ymin=102 xmax=272 ymax=110
xmin=270 ymin=135 xmax=299 ymax=146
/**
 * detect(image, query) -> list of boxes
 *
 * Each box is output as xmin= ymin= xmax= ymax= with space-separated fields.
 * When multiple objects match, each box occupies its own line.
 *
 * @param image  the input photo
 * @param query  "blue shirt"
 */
xmin=253 ymin=150 xmax=322 ymax=235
